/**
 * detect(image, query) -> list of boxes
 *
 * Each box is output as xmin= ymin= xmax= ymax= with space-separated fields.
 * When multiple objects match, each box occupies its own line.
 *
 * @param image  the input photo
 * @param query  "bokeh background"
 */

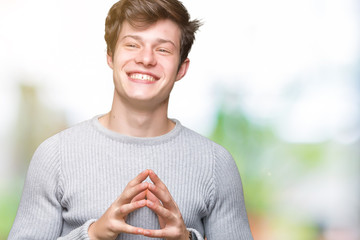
xmin=1 ymin=0 xmax=359 ymax=239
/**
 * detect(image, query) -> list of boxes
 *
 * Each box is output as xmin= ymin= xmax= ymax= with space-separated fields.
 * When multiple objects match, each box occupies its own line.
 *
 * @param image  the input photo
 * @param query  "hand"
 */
xmin=88 ymin=170 xmax=150 ymax=240
xmin=142 ymin=170 xmax=190 ymax=240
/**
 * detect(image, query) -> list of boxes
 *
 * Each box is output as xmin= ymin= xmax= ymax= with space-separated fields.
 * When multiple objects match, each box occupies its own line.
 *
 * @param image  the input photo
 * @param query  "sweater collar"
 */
xmin=91 ymin=114 xmax=182 ymax=145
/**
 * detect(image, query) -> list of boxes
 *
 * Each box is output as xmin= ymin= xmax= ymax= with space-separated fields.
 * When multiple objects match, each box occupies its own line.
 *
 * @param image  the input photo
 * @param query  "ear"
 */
xmin=175 ymin=58 xmax=190 ymax=82
xmin=107 ymin=54 xmax=114 ymax=69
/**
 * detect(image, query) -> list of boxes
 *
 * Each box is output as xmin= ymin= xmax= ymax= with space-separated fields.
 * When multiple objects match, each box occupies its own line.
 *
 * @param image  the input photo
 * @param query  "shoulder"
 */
xmin=27 ymin=131 xmax=63 ymax=187
xmin=178 ymin=124 xmax=236 ymax=172
xmin=179 ymin=124 xmax=233 ymax=158
xmin=57 ymin=117 xmax=94 ymax=140
xmin=32 ymin=118 xmax=93 ymax=161
xmin=179 ymin=124 xmax=219 ymax=147
xmin=180 ymin=124 xmax=239 ymax=172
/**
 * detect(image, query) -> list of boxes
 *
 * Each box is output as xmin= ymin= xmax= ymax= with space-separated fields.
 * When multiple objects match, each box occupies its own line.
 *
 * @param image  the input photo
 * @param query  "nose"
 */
xmin=135 ymin=46 xmax=157 ymax=67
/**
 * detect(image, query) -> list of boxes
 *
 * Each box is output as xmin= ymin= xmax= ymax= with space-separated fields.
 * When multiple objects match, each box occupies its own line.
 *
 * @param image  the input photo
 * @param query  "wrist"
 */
xmin=88 ymin=221 xmax=119 ymax=240
xmin=88 ymin=221 xmax=111 ymax=240
xmin=88 ymin=221 xmax=97 ymax=240
xmin=185 ymin=229 xmax=192 ymax=240
xmin=88 ymin=221 xmax=105 ymax=240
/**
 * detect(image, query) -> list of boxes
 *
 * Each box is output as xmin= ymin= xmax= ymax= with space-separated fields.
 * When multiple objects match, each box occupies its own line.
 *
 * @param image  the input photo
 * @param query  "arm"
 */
xmin=9 ymin=136 xmax=153 ymax=240
xmin=9 ymin=136 xmax=96 ymax=239
xmin=203 ymin=145 xmax=253 ymax=240
xmin=8 ymin=136 xmax=65 ymax=239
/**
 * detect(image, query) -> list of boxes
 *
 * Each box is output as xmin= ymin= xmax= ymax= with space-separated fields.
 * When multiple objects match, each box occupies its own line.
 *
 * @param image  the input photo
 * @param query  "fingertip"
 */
xmin=140 ymin=182 xmax=148 ymax=189
xmin=148 ymin=170 xmax=158 ymax=180
xmin=148 ymin=183 xmax=155 ymax=190
xmin=137 ymin=199 xmax=146 ymax=207
xmin=146 ymin=199 xmax=154 ymax=207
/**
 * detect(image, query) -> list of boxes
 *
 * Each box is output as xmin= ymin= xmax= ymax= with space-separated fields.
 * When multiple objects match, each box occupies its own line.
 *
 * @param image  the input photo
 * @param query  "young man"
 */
xmin=9 ymin=0 xmax=253 ymax=239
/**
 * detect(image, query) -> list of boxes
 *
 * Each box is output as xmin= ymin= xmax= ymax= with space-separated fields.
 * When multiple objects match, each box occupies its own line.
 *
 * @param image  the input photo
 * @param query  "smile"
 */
xmin=129 ymin=73 xmax=157 ymax=82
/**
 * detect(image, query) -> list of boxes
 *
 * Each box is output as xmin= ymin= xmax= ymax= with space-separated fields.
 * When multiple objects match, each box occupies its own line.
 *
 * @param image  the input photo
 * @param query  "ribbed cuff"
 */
xmin=57 ymin=219 xmax=97 ymax=240
xmin=187 ymin=228 xmax=204 ymax=240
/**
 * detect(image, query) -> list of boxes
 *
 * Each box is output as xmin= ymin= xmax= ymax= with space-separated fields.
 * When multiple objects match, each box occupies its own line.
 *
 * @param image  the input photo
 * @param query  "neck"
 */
xmin=99 ymin=93 xmax=174 ymax=137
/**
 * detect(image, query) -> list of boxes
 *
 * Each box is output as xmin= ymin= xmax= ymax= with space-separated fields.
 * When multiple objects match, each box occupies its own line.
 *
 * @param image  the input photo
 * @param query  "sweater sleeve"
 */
xmin=8 ymin=135 xmax=93 ymax=240
xmin=187 ymin=228 xmax=204 ymax=240
xmin=203 ymin=145 xmax=254 ymax=240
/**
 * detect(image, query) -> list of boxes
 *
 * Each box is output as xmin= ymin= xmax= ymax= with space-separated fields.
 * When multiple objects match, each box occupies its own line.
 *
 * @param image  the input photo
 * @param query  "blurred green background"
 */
xmin=0 ymin=0 xmax=359 ymax=239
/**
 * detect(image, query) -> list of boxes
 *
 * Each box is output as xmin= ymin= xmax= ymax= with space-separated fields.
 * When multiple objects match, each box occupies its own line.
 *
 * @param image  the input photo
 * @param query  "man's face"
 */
xmin=107 ymin=19 xmax=189 ymax=108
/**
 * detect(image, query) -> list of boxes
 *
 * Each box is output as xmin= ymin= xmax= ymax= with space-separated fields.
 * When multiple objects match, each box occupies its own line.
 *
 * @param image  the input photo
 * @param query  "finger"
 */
xmin=115 ymin=200 xmax=147 ymax=218
xmin=148 ymin=171 xmax=177 ymax=206
xmin=117 ymin=181 xmax=149 ymax=204
xmin=131 ymin=190 xmax=147 ymax=203
xmin=148 ymin=170 xmax=167 ymax=190
xmin=146 ymin=200 xmax=174 ymax=221
xmin=148 ymin=170 xmax=177 ymax=207
xmin=145 ymin=191 xmax=166 ymax=228
xmin=119 ymin=223 xmax=146 ymax=236
xmin=146 ymin=190 xmax=162 ymax=205
xmin=148 ymin=182 xmax=178 ymax=212
xmin=119 ymin=170 xmax=150 ymax=203
xmin=142 ymin=228 xmax=171 ymax=238
xmin=143 ymin=228 xmax=188 ymax=239
xmin=127 ymin=169 xmax=149 ymax=188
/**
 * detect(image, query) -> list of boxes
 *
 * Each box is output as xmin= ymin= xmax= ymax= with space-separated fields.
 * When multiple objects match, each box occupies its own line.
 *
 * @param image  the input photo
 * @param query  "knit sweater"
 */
xmin=9 ymin=116 xmax=253 ymax=240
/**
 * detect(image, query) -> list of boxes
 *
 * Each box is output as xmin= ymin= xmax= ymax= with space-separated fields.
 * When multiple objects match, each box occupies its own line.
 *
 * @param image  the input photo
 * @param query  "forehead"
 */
xmin=119 ymin=19 xmax=182 ymax=48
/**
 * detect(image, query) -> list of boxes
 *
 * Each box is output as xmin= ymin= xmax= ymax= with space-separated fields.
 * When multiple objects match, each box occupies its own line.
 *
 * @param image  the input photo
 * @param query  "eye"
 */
xmin=126 ymin=44 xmax=136 ymax=48
xmin=124 ymin=42 xmax=139 ymax=49
xmin=157 ymin=48 xmax=171 ymax=54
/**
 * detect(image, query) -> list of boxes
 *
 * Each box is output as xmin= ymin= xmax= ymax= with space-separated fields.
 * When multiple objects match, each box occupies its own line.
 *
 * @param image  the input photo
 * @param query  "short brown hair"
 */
xmin=105 ymin=0 xmax=202 ymax=65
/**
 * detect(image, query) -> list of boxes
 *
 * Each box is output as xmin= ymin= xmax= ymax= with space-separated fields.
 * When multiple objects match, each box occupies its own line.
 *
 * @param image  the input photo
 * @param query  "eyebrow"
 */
xmin=121 ymin=35 xmax=177 ymax=48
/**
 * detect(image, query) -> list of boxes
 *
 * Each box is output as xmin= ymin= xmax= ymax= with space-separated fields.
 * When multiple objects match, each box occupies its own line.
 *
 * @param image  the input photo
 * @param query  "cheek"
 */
xmin=162 ymin=58 xmax=180 ymax=75
xmin=113 ymin=50 xmax=134 ymax=65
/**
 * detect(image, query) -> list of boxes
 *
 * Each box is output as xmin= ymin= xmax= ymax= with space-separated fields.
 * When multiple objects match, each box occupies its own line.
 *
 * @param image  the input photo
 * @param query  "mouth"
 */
xmin=128 ymin=72 xmax=159 ymax=83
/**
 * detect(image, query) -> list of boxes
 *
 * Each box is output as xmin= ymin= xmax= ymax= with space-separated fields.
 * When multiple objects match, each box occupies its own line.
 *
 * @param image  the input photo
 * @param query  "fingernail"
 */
xmin=137 ymin=228 xmax=143 ymax=234
xmin=144 ymin=230 xmax=151 ymax=235
xmin=147 ymin=200 xmax=154 ymax=206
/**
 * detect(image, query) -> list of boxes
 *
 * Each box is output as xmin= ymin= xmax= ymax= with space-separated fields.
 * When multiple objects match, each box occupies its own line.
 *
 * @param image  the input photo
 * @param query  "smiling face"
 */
xmin=107 ymin=19 xmax=189 ymax=110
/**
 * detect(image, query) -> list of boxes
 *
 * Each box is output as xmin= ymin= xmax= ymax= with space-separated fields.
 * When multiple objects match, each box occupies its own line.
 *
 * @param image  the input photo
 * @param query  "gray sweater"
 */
xmin=9 ymin=116 xmax=253 ymax=240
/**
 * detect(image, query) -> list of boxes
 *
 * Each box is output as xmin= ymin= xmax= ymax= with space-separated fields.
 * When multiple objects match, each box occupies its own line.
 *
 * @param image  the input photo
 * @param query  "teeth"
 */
xmin=130 ymin=73 xmax=155 ymax=82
